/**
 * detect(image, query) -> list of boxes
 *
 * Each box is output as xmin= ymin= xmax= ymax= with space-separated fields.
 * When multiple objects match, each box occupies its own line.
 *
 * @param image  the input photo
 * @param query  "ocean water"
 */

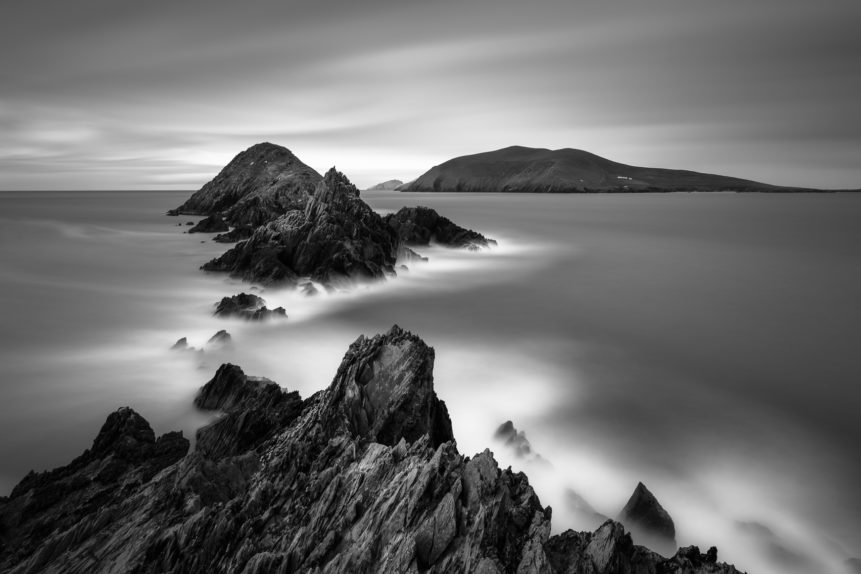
xmin=1 ymin=189 xmax=859 ymax=573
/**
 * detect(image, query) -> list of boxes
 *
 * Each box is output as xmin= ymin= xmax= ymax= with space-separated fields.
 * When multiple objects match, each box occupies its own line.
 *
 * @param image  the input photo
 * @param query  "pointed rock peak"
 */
xmin=194 ymin=363 xmax=282 ymax=412
xmin=617 ymin=481 xmax=676 ymax=549
xmin=316 ymin=167 xmax=361 ymax=203
xmin=326 ymin=325 xmax=453 ymax=448
xmin=91 ymin=407 xmax=156 ymax=457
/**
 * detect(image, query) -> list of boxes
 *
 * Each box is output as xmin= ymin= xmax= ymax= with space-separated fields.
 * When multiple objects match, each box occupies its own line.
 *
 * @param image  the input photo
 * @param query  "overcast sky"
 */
xmin=2 ymin=0 xmax=860 ymax=190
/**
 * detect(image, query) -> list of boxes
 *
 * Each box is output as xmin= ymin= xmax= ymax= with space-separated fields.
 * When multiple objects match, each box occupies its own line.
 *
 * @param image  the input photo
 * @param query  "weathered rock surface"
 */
xmin=214 ymin=293 xmax=287 ymax=321
xmin=206 ymin=329 xmax=232 ymax=347
xmin=203 ymin=168 xmax=400 ymax=288
xmin=213 ymin=226 xmax=255 ymax=243
xmin=384 ymin=205 xmax=496 ymax=250
xmin=0 ymin=327 xmax=746 ymax=574
xmin=617 ymin=482 xmax=677 ymax=556
xmin=188 ymin=214 xmax=229 ymax=234
xmin=168 ymin=142 xmax=322 ymax=227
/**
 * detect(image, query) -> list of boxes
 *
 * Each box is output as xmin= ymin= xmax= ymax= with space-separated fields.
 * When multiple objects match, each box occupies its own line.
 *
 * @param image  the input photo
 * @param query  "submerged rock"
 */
xmin=0 ymin=327 xmax=746 ymax=574
xmin=214 ymin=293 xmax=287 ymax=321
xmin=202 ymin=168 xmax=400 ymax=288
xmin=617 ymin=481 xmax=677 ymax=555
xmin=384 ymin=205 xmax=496 ymax=249
xmin=167 ymin=142 xmax=322 ymax=227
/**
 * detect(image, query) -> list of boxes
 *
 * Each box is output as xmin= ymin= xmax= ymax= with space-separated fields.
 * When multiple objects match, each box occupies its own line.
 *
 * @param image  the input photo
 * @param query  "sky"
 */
xmin=1 ymin=0 xmax=861 ymax=190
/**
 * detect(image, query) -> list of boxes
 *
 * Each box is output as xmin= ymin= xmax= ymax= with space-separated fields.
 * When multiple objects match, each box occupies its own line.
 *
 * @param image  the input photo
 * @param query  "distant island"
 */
xmin=398 ymin=146 xmax=857 ymax=193
xmin=366 ymin=179 xmax=404 ymax=191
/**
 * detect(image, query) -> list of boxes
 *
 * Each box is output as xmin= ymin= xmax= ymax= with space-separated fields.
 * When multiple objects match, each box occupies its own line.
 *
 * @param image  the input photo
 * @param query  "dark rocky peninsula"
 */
xmin=0 ymin=326 xmax=746 ymax=574
xmin=167 ymin=142 xmax=322 ymax=227
xmin=399 ymin=145 xmax=848 ymax=193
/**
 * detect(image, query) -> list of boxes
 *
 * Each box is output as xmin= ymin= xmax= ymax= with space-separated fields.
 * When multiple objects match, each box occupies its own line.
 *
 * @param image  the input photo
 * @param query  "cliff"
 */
xmin=0 ymin=326 xmax=746 ymax=574
xmin=398 ymin=146 xmax=822 ymax=193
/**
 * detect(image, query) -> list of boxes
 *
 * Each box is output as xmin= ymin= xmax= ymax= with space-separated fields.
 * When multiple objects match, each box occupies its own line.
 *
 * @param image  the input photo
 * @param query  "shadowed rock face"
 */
xmin=167 ymin=142 xmax=322 ymax=227
xmin=0 ymin=327 xmax=746 ymax=574
xmin=202 ymin=168 xmax=400 ymax=287
xmin=617 ymin=482 xmax=677 ymax=555
xmin=213 ymin=292 xmax=286 ymax=320
xmin=384 ymin=205 xmax=496 ymax=250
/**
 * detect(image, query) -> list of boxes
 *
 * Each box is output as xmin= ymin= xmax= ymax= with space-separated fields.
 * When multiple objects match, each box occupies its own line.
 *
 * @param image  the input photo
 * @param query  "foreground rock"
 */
xmin=203 ymin=168 xmax=400 ymax=288
xmin=384 ymin=205 xmax=496 ymax=250
xmin=0 ymin=326 xmax=745 ymax=574
xmin=167 ymin=142 xmax=322 ymax=227
xmin=214 ymin=292 xmax=286 ymax=320
xmin=617 ymin=482 xmax=677 ymax=556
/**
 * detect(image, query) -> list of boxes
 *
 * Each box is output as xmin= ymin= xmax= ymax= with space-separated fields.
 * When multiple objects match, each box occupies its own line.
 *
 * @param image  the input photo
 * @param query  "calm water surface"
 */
xmin=1 ymin=189 xmax=859 ymax=573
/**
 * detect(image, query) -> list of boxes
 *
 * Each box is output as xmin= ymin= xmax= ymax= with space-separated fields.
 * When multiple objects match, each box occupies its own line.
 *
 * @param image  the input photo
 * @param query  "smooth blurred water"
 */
xmin=1 ymin=189 xmax=859 ymax=573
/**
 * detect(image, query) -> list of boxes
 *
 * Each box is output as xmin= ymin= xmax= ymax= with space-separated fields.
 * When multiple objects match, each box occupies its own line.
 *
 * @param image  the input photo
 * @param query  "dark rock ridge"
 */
xmin=399 ymin=145 xmax=846 ymax=193
xmin=0 ymin=326 xmax=745 ymax=574
xmin=366 ymin=179 xmax=404 ymax=191
xmin=203 ymin=168 xmax=401 ymax=288
xmin=167 ymin=142 xmax=323 ymax=227
xmin=384 ymin=205 xmax=496 ymax=250
xmin=214 ymin=292 xmax=286 ymax=321
xmin=617 ymin=482 xmax=677 ymax=556
xmin=206 ymin=329 xmax=232 ymax=346
xmin=188 ymin=214 xmax=229 ymax=234
xmin=212 ymin=226 xmax=255 ymax=244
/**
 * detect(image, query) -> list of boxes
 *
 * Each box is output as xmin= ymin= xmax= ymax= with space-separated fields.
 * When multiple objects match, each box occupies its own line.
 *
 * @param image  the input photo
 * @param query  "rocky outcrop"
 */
xmin=384 ymin=205 xmax=496 ymax=250
xmin=167 ymin=142 xmax=322 ymax=227
xmin=202 ymin=168 xmax=400 ymax=288
xmin=188 ymin=214 xmax=229 ymax=234
xmin=0 ymin=327 xmax=746 ymax=574
xmin=214 ymin=293 xmax=286 ymax=320
xmin=617 ymin=482 xmax=677 ymax=555
xmin=206 ymin=329 xmax=232 ymax=347
xmin=212 ymin=226 xmax=254 ymax=243
xmin=366 ymin=179 xmax=404 ymax=191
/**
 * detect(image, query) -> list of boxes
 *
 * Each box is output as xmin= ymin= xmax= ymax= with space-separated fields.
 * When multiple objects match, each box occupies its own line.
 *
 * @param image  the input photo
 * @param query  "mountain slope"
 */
xmin=399 ymin=146 xmax=817 ymax=193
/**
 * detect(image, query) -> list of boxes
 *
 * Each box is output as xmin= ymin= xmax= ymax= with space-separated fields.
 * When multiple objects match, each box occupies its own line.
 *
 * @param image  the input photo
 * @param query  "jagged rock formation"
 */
xmin=398 ymin=145 xmax=832 ymax=193
xmin=171 ymin=336 xmax=191 ymax=350
xmin=188 ymin=214 xmax=229 ymax=234
xmin=384 ymin=206 xmax=496 ymax=250
xmin=213 ymin=226 xmax=255 ymax=243
xmin=203 ymin=168 xmax=401 ymax=288
xmin=214 ymin=293 xmax=286 ymax=321
xmin=617 ymin=482 xmax=677 ymax=556
xmin=167 ymin=142 xmax=322 ymax=227
xmin=0 ymin=326 xmax=745 ymax=574
xmin=367 ymin=179 xmax=404 ymax=191
xmin=206 ymin=329 xmax=232 ymax=347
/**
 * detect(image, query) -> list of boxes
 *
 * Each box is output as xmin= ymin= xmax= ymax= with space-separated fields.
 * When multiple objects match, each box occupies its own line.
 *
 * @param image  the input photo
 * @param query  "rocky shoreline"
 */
xmin=0 ymin=326 xmax=745 ymax=573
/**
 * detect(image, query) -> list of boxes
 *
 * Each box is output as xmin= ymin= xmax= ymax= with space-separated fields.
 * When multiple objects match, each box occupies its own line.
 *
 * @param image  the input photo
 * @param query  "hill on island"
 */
xmin=366 ymin=179 xmax=404 ymax=191
xmin=398 ymin=146 xmax=841 ymax=193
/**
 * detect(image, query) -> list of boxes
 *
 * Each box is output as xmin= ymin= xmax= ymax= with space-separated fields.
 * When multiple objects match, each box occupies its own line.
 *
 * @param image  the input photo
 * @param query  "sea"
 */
xmin=1 ymin=189 xmax=859 ymax=573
